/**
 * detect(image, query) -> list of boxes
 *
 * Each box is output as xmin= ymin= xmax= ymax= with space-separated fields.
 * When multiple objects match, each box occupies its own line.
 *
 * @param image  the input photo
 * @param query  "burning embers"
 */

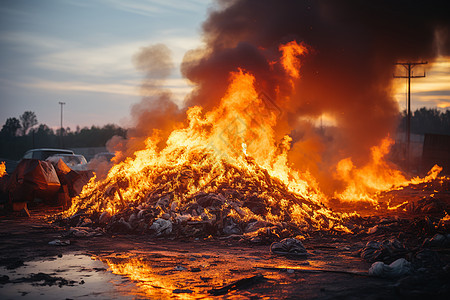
xmin=61 ymin=40 xmax=444 ymax=238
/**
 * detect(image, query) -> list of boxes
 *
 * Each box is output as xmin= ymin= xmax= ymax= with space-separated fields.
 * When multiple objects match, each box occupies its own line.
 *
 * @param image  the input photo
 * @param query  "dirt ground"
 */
xmin=0 ymin=207 xmax=449 ymax=300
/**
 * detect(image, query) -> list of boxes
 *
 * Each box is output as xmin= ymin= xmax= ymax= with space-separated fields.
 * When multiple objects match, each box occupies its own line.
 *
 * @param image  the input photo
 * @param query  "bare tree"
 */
xmin=19 ymin=111 xmax=38 ymax=135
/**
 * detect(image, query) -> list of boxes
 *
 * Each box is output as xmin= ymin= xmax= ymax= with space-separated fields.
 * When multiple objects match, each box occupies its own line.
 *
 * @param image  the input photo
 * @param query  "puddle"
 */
xmin=0 ymin=248 xmax=367 ymax=299
xmin=0 ymin=251 xmax=249 ymax=299
xmin=0 ymin=253 xmax=135 ymax=300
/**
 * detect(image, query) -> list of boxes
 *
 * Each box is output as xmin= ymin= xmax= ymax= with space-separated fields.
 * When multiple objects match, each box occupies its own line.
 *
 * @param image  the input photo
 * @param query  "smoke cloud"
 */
xmin=109 ymin=44 xmax=184 ymax=159
xmin=179 ymin=0 xmax=450 ymax=194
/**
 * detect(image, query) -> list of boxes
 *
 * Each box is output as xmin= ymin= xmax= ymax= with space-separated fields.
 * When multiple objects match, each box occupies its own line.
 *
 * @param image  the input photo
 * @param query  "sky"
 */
xmin=0 ymin=0 xmax=211 ymax=130
xmin=0 ymin=0 xmax=449 ymax=131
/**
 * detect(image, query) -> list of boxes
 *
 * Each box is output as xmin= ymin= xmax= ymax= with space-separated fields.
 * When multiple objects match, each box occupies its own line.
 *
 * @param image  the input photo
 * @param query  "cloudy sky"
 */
xmin=0 ymin=0 xmax=449 ymax=130
xmin=0 ymin=0 xmax=211 ymax=130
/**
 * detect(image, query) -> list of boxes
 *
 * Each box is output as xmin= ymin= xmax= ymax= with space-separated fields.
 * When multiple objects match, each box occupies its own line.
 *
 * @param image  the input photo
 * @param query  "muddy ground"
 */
xmin=0 ymin=207 xmax=449 ymax=300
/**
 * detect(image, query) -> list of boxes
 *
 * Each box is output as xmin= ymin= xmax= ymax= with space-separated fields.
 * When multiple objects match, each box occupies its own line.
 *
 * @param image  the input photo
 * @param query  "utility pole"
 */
xmin=394 ymin=61 xmax=427 ymax=170
xmin=58 ymin=101 xmax=65 ymax=148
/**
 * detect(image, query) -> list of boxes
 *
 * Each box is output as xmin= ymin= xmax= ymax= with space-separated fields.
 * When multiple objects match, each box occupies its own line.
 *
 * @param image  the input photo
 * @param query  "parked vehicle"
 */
xmin=46 ymin=154 xmax=88 ymax=171
xmin=23 ymin=148 xmax=74 ymax=160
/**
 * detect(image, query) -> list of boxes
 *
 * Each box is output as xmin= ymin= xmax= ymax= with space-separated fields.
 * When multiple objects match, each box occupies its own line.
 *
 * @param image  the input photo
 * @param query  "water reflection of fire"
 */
xmin=103 ymin=258 xmax=179 ymax=299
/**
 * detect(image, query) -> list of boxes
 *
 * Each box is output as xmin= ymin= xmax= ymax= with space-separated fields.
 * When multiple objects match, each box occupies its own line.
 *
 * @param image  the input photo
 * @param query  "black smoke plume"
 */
xmin=179 ymin=0 xmax=450 ymax=193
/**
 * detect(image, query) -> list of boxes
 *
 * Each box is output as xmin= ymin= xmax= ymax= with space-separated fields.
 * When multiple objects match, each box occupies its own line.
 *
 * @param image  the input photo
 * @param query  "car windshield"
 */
xmin=41 ymin=151 xmax=72 ymax=160
xmin=23 ymin=149 xmax=74 ymax=160
xmin=50 ymin=155 xmax=87 ymax=166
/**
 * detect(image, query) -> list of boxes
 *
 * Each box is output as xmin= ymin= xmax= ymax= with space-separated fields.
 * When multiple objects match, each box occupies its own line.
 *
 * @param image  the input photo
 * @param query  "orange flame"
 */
xmin=334 ymin=137 xmax=443 ymax=204
xmin=0 ymin=162 xmax=6 ymax=178
xmin=279 ymin=41 xmax=308 ymax=79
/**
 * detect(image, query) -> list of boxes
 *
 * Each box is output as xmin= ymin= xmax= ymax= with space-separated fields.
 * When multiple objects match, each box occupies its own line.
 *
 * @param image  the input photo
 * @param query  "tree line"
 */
xmin=398 ymin=107 xmax=450 ymax=136
xmin=1 ymin=108 xmax=449 ymax=160
xmin=0 ymin=111 xmax=127 ymax=160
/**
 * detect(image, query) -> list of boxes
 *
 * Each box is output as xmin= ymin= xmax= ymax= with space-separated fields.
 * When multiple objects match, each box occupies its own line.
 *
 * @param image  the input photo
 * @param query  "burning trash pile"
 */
xmin=58 ymin=155 xmax=349 ymax=239
xmin=54 ymin=38 xmax=448 ymax=241
xmin=56 ymin=59 xmax=353 ymax=239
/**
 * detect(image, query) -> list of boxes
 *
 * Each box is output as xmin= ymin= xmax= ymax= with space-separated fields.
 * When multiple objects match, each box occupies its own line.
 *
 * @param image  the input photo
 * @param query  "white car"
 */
xmin=23 ymin=148 xmax=74 ymax=160
xmin=46 ymin=154 xmax=88 ymax=171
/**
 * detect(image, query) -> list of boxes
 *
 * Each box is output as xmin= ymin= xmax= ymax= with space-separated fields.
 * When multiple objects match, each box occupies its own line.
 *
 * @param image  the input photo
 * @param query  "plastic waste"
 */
xmin=48 ymin=239 xmax=70 ymax=246
xmin=270 ymin=238 xmax=307 ymax=257
xmin=369 ymin=258 xmax=412 ymax=278
xmin=149 ymin=218 xmax=172 ymax=236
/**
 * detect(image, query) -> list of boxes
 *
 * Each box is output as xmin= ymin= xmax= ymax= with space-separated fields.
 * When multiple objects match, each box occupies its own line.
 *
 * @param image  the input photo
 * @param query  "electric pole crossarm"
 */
xmin=394 ymin=74 xmax=426 ymax=78
xmin=393 ymin=61 xmax=428 ymax=171
xmin=394 ymin=61 xmax=428 ymax=66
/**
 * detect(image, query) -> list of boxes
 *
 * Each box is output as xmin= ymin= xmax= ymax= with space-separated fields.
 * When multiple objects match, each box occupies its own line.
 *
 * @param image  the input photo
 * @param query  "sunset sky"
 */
xmin=1 ymin=0 xmax=449 ymax=130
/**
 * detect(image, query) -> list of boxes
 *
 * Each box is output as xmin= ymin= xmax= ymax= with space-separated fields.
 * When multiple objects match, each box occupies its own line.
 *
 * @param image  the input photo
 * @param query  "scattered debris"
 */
xmin=368 ymin=258 xmax=412 ymax=278
xmin=149 ymin=218 xmax=172 ymax=236
xmin=173 ymin=266 xmax=187 ymax=271
xmin=360 ymin=238 xmax=408 ymax=263
xmin=367 ymin=225 xmax=379 ymax=234
xmin=64 ymin=227 xmax=103 ymax=237
xmin=423 ymin=233 xmax=450 ymax=247
xmin=208 ymin=274 xmax=266 ymax=296
xmin=48 ymin=239 xmax=71 ymax=246
xmin=270 ymin=238 xmax=307 ymax=258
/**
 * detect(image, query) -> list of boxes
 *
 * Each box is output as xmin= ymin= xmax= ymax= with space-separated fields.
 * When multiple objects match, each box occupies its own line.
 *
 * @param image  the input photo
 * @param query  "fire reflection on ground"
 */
xmin=96 ymin=241 xmax=367 ymax=300
xmin=99 ymin=250 xmax=259 ymax=299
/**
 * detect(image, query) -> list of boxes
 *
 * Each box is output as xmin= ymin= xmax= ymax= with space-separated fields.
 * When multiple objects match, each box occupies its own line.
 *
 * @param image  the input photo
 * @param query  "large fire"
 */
xmin=65 ymin=41 xmax=442 ymax=233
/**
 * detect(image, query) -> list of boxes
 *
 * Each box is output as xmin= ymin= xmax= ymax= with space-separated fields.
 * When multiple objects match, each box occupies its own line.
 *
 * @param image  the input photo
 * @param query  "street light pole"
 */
xmin=58 ymin=101 xmax=65 ymax=148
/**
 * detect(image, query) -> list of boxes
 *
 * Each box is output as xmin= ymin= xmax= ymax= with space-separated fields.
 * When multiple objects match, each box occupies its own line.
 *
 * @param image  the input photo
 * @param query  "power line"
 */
xmin=394 ymin=61 xmax=427 ymax=170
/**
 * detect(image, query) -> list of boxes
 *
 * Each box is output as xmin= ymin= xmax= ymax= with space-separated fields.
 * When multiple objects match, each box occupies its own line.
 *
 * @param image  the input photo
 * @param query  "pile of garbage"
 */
xmin=56 ymin=156 xmax=350 ymax=240
xmin=1 ymin=159 xmax=93 ymax=210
